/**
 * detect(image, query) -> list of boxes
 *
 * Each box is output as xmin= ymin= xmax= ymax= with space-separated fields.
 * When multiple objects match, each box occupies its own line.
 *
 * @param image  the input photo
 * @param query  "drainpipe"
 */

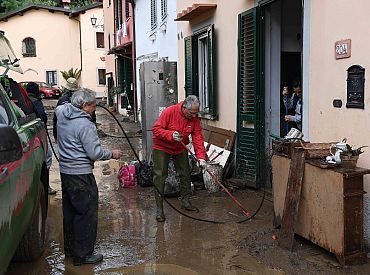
xmin=130 ymin=0 xmax=138 ymax=122
xmin=73 ymin=17 xmax=83 ymax=73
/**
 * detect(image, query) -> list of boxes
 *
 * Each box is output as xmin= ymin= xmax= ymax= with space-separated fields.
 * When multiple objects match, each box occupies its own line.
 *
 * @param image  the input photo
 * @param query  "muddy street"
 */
xmin=5 ymin=100 xmax=370 ymax=275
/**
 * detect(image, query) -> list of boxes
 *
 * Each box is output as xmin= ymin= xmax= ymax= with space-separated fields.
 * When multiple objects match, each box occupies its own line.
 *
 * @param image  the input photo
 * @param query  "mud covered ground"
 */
xmin=5 ymin=100 xmax=370 ymax=274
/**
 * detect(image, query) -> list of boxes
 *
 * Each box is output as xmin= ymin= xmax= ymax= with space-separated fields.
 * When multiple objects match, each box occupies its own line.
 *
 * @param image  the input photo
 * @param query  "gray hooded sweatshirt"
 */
xmin=56 ymin=103 xmax=112 ymax=174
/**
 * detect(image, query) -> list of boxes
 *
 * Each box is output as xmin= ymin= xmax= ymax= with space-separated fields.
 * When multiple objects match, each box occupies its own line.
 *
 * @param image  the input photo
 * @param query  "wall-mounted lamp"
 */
xmin=90 ymin=16 xmax=97 ymax=27
xmin=90 ymin=15 xmax=104 ymax=29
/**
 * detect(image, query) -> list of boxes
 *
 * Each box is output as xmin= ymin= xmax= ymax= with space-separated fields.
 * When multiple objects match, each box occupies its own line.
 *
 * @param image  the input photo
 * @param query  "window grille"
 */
xmin=161 ymin=0 xmax=167 ymax=20
xmin=22 ymin=37 xmax=36 ymax=57
xmin=46 ymin=71 xmax=57 ymax=85
xmin=151 ymin=0 xmax=157 ymax=30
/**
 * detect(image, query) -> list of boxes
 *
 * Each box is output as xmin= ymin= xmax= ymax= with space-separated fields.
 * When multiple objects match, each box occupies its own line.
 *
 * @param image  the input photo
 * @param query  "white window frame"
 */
xmin=45 ymin=70 xmax=58 ymax=86
xmin=95 ymin=31 xmax=105 ymax=50
xmin=97 ymin=68 xmax=106 ymax=86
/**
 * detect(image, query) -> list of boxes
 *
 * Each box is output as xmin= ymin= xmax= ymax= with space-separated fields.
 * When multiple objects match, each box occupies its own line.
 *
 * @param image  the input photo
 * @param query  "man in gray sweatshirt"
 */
xmin=56 ymin=88 xmax=122 ymax=266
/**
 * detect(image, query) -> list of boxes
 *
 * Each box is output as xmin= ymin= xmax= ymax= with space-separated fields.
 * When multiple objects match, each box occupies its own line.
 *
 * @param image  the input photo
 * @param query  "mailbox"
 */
xmin=346 ymin=65 xmax=365 ymax=109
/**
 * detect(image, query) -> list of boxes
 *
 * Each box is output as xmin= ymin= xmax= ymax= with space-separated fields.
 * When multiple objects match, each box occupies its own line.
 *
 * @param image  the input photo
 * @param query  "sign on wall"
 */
xmin=335 ymin=39 xmax=351 ymax=59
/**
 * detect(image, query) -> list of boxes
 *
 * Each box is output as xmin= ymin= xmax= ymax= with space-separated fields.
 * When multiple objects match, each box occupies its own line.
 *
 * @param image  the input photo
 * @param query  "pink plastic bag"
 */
xmin=118 ymin=163 xmax=137 ymax=187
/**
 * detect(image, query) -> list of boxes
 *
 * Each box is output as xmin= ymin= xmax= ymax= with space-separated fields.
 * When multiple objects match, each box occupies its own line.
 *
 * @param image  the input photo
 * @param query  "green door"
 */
xmin=236 ymin=7 xmax=265 ymax=188
xmin=118 ymin=56 xmax=134 ymax=110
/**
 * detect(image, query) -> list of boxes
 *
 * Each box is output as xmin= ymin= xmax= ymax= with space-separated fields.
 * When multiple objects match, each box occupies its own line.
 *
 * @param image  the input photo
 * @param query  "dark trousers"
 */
xmin=60 ymin=173 xmax=98 ymax=258
xmin=153 ymin=149 xmax=191 ymax=199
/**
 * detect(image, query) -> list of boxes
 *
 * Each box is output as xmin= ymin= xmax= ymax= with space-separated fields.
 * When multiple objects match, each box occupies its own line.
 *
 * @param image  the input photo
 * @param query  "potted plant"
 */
xmin=339 ymin=144 xmax=367 ymax=169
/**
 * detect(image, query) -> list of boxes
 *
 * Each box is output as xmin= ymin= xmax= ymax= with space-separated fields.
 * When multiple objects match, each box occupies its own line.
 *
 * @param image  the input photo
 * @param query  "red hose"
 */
xmin=180 ymin=141 xmax=251 ymax=217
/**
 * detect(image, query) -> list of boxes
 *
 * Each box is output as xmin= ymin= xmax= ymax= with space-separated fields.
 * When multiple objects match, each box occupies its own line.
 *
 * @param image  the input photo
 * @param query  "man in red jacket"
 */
xmin=152 ymin=95 xmax=207 ymax=222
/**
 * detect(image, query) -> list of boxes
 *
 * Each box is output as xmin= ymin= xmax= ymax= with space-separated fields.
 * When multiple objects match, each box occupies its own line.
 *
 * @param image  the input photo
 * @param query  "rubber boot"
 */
xmin=155 ymin=192 xmax=165 ymax=222
xmin=181 ymin=197 xmax=199 ymax=212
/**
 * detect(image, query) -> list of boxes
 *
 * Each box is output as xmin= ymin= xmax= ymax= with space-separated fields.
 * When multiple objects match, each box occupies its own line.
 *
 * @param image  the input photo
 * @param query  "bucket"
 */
xmin=203 ymin=163 xmax=223 ymax=193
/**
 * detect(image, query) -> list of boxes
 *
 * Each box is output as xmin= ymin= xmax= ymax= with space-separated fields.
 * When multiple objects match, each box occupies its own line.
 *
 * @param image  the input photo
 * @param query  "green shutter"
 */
xmin=184 ymin=35 xmax=193 ymax=97
xmin=207 ymin=25 xmax=216 ymax=118
xmin=236 ymin=7 xmax=264 ymax=188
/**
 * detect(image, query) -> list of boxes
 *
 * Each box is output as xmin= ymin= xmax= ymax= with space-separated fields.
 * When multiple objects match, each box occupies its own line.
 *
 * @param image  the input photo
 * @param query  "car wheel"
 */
xmin=13 ymin=184 xmax=47 ymax=261
xmin=40 ymin=94 xmax=45 ymax=99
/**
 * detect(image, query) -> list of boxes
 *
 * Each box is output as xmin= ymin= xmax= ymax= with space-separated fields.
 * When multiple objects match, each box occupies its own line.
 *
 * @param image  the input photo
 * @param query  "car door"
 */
xmin=0 ymin=89 xmax=35 ymax=272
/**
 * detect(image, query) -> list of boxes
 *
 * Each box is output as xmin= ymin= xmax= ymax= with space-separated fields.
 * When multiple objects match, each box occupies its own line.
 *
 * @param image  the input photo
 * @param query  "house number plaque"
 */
xmin=335 ymin=39 xmax=351 ymax=59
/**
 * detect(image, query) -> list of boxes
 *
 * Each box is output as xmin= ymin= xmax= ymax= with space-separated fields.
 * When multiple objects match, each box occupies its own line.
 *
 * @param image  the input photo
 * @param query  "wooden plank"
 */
xmin=202 ymin=124 xmax=236 ymax=151
xmin=278 ymin=148 xmax=306 ymax=251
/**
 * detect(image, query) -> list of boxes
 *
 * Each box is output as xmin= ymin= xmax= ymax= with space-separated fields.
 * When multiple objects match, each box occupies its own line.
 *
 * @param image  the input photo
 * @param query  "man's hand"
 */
xmin=198 ymin=159 xmax=207 ymax=169
xmin=282 ymin=86 xmax=289 ymax=96
xmin=111 ymin=149 xmax=122 ymax=159
xmin=284 ymin=115 xmax=294 ymax=122
xmin=173 ymin=131 xmax=182 ymax=142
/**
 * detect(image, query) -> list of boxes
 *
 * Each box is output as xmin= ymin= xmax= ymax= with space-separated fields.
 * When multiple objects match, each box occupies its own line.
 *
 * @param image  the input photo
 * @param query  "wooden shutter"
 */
xmin=236 ymin=7 xmax=264 ymax=188
xmin=184 ymin=36 xmax=193 ymax=97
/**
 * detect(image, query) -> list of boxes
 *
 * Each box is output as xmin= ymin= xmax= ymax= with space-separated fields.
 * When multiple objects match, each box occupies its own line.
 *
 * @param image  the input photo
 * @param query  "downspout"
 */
xmin=72 ymin=17 xmax=83 ymax=72
xmin=130 ymin=0 xmax=138 ymax=122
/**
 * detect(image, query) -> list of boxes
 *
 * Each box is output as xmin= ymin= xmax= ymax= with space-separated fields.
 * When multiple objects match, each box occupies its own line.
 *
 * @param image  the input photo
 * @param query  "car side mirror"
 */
xmin=0 ymin=124 xmax=22 ymax=165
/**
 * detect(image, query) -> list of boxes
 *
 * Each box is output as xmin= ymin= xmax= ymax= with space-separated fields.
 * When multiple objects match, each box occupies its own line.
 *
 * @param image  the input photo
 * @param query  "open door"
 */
xmin=236 ymin=7 xmax=265 ymax=188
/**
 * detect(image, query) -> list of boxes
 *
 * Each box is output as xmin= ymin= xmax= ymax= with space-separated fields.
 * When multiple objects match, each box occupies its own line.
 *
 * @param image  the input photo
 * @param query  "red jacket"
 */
xmin=152 ymin=101 xmax=206 ymax=160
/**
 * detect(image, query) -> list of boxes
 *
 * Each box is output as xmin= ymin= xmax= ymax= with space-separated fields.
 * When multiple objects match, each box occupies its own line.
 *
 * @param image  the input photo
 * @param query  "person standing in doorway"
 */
xmin=283 ymin=80 xmax=302 ymax=131
xmin=152 ymin=95 xmax=207 ymax=222
xmin=56 ymin=88 xmax=122 ymax=265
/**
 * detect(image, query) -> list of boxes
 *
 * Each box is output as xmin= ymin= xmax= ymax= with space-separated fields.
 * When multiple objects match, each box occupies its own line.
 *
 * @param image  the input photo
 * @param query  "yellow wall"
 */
xmin=0 ymin=7 xmax=105 ymax=96
xmin=177 ymin=0 xmax=254 ymax=131
xmin=104 ymin=0 xmax=116 ymax=83
xmin=309 ymin=0 xmax=370 ymax=180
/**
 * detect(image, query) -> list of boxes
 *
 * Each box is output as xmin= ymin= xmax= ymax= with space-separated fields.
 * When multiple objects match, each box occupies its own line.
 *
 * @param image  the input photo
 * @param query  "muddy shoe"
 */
xmin=73 ymin=254 xmax=103 ymax=266
xmin=48 ymin=187 xmax=57 ymax=195
xmin=181 ymin=199 xmax=199 ymax=212
xmin=156 ymin=210 xmax=165 ymax=222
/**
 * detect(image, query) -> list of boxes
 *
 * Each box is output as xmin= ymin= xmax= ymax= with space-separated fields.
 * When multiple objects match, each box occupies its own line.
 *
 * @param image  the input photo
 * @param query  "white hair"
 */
xmin=183 ymin=95 xmax=200 ymax=109
xmin=71 ymin=88 xmax=96 ymax=109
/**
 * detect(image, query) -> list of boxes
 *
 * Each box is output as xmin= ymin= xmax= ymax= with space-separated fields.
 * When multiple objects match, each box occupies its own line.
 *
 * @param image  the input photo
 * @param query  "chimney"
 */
xmin=61 ymin=0 xmax=71 ymax=9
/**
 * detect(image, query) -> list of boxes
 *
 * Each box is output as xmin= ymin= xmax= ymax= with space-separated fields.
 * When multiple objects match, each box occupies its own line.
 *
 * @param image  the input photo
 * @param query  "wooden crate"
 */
xmin=272 ymin=140 xmax=308 ymax=157
xmin=301 ymin=142 xmax=336 ymax=159
xmin=272 ymin=141 xmax=336 ymax=159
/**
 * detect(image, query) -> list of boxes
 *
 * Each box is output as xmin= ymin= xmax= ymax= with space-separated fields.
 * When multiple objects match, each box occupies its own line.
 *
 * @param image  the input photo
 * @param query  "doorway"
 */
xmin=236 ymin=0 xmax=303 ymax=188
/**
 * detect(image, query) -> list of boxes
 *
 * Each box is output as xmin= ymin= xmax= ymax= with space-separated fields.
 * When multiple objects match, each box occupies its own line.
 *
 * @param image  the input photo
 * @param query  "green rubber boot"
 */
xmin=155 ymin=192 xmax=165 ymax=222
xmin=181 ymin=197 xmax=199 ymax=212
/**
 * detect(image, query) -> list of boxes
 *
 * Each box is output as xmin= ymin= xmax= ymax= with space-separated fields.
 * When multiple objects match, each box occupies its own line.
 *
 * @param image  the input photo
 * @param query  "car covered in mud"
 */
xmin=0 ymin=32 xmax=49 ymax=274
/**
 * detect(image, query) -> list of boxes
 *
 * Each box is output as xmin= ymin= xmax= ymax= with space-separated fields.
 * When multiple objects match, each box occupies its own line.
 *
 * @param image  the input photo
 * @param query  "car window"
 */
xmin=40 ymin=82 xmax=50 ymax=88
xmin=0 ymin=95 xmax=10 ymax=125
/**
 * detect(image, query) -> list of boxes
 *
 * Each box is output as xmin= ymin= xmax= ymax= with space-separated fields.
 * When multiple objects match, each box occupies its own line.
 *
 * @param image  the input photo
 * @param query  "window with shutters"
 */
xmin=184 ymin=25 xmax=216 ymax=120
xmin=125 ymin=0 xmax=130 ymax=18
xmin=22 ymin=37 xmax=36 ymax=57
xmin=151 ymin=0 xmax=157 ymax=30
xmin=115 ymin=0 xmax=123 ymax=30
xmin=46 ymin=71 xmax=57 ymax=85
xmin=161 ymin=0 xmax=167 ymax=20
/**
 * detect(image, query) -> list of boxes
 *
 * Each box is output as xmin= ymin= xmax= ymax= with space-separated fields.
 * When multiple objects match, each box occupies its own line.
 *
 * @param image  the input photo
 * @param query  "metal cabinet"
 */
xmin=140 ymin=61 xmax=178 ymax=161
